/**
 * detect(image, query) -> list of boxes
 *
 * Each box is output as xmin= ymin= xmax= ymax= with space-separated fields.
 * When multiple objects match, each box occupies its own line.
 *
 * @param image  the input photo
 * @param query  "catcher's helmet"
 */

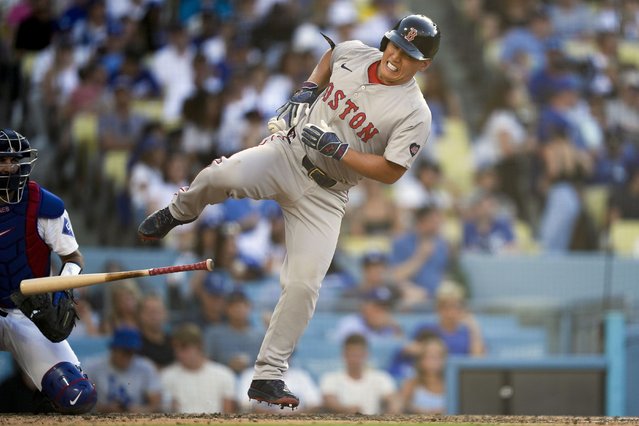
xmin=380 ymin=14 xmax=441 ymax=61
xmin=0 ymin=129 xmax=38 ymax=204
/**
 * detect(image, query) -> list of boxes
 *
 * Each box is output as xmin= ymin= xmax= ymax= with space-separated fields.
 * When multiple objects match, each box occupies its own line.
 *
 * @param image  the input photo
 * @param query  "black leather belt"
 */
xmin=302 ymin=156 xmax=337 ymax=188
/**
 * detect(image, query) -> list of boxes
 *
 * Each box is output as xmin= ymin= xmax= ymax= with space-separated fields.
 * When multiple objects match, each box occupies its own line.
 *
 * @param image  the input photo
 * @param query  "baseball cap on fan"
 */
xmin=361 ymin=250 xmax=388 ymax=266
xmin=203 ymin=271 xmax=234 ymax=296
xmin=110 ymin=327 xmax=142 ymax=352
xmin=364 ymin=286 xmax=398 ymax=308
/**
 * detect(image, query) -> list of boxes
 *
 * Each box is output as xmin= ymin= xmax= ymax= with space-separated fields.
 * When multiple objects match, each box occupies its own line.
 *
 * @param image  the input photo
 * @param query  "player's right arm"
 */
xmin=306 ymin=48 xmax=333 ymax=89
xmin=340 ymin=150 xmax=407 ymax=184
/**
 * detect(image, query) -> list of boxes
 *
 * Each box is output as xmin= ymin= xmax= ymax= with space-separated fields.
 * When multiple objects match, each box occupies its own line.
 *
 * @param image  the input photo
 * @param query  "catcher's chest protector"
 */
xmin=0 ymin=182 xmax=51 ymax=308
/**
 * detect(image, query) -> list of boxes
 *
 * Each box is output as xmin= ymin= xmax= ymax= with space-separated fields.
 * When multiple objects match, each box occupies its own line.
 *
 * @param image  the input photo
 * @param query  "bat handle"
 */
xmin=148 ymin=259 xmax=214 ymax=276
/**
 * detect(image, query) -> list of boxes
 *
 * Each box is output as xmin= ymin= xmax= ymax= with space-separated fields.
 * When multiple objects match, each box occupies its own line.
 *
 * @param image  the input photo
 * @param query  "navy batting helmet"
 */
xmin=380 ymin=14 xmax=441 ymax=61
xmin=0 ymin=129 xmax=38 ymax=204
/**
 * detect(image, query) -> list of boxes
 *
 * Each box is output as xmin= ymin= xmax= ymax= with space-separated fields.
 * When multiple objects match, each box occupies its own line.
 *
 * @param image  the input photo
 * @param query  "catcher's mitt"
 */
xmin=10 ymin=290 xmax=78 ymax=343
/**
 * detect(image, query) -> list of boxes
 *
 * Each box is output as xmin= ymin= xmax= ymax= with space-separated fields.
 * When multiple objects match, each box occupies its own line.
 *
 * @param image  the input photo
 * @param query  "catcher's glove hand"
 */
xmin=267 ymin=81 xmax=319 ymax=134
xmin=10 ymin=290 xmax=78 ymax=343
xmin=301 ymin=120 xmax=349 ymax=160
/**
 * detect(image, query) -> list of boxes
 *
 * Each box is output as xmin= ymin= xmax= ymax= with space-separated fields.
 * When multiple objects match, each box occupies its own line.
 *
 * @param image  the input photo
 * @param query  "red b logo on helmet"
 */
xmin=404 ymin=27 xmax=418 ymax=42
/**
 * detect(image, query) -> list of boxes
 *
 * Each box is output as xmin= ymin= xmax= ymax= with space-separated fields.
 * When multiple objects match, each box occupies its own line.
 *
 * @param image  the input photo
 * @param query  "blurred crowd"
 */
xmin=1 ymin=274 xmax=470 ymax=414
xmin=1 ymin=0 xmax=639 ymax=415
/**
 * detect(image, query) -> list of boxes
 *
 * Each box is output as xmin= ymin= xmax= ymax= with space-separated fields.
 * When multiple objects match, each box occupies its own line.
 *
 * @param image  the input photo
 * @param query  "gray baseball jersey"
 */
xmin=166 ymin=40 xmax=432 ymax=381
xmin=298 ymin=40 xmax=431 ymax=187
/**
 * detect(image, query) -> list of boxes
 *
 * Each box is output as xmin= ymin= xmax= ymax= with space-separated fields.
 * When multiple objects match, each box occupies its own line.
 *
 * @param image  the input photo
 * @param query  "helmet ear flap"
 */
xmin=380 ymin=37 xmax=389 ymax=52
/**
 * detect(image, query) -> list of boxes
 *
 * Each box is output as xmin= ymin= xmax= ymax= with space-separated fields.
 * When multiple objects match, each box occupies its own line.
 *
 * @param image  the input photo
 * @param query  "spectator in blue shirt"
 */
xmin=462 ymin=191 xmax=516 ymax=254
xmin=333 ymin=286 xmax=403 ymax=344
xmin=108 ymin=49 xmax=161 ymax=99
xmin=391 ymin=206 xmax=449 ymax=298
xmin=204 ymin=289 xmax=263 ymax=374
xmin=500 ymin=8 xmax=555 ymax=77
xmin=389 ymin=281 xmax=484 ymax=384
xmin=412 ymin=281 xmax=485 ymax=357
xmin=537 ymin=74 xmax=587 ymax=150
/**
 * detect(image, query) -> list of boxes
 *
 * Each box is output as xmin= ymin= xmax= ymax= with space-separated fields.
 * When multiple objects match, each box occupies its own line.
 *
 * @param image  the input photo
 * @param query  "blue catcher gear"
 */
xmin=0 ymin=129 xmax=38 ymax=204
xmin=41 ymin=362 xmax=97 ymax=414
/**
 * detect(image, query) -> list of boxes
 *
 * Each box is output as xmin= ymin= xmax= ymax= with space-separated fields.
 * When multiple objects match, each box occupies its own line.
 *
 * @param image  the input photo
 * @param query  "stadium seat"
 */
xmin=132 ymin=99 xmax=164 ymax=122
xmin=102 ymin=150 xmax=129 ymax=190
xmin=514 ymin=219 xmax=538 ymax=254
xmin=436 ymin=118 xmax=474 ymax=197
xmin=583 ymin=185 xmax=609 ymax=231
xmin=610 ymin=220 xmax=639 ymax=257
xmin=620 ymin=40 xmax=639 ymax=68
xmin=442 ymin=215 xmax=462 ymax=248
xmin=70 ymin=112 xmax=99 ymax=157
xmin=339 ymin=235 xmax=391 ymax=258
xmin=484 ymin=327 xmax=548 ymax=358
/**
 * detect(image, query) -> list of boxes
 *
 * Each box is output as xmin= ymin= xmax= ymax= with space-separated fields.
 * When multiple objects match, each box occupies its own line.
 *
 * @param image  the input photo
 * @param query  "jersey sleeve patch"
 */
xmin=38 ymin=187 xmax=65 ymax=219
xmin=62 ymin=217 xmax=75 ymax=237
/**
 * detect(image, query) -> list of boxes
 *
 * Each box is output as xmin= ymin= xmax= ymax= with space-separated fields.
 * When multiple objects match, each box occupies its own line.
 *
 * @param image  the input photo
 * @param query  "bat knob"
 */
xmin=205 ymin=259 xmax=215 ymax=271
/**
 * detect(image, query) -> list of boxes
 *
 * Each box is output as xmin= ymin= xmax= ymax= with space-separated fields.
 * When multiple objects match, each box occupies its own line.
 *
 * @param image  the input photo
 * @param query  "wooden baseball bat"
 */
xmin=20 ymin=259 xmax=214 ymax=295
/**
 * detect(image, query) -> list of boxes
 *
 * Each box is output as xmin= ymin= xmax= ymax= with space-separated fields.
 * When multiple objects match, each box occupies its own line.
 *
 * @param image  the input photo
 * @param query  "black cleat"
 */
xmin=248 ymin=379 xmax=299 ymax=410
xmin=138 ymin=207 xmax=195 ymax=240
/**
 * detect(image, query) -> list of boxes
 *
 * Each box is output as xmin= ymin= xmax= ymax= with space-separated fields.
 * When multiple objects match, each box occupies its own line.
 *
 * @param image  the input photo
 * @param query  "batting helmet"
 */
xmin=0 ymin=129 xmax=38 ymax=204
xmin=380 ymin=14 xmax=441 ymax=61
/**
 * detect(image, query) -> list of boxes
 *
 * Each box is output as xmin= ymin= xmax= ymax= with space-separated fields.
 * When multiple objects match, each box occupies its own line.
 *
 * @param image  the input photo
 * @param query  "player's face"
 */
xmin=0 ymin=157 xmax=20 ymax=175
xmin=378 ymin=42 xmax=431 ymax=85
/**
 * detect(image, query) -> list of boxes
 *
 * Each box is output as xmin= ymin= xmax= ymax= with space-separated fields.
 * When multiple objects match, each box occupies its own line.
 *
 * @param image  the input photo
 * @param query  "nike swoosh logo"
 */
xmin=0 ymin=228 xmax=13 ymax=237
xmin=70 ymin=390 xmax=83 ymax=405
xmin=341 ymin=63 xmax=352 ymax=72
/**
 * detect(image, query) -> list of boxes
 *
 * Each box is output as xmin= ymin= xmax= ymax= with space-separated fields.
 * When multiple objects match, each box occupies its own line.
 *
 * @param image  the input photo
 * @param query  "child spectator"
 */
xmin=399 ymin=334 xmax=447 ymax=414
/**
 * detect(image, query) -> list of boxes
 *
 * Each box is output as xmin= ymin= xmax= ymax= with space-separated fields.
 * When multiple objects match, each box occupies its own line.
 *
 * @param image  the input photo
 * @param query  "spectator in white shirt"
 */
xmin=320 ymin=333 xmax=399 ymax=415
xmin=161 ymin=323 xmax=236 ymax=413
xmin=151 ymin=23 xmax=195 ymax=122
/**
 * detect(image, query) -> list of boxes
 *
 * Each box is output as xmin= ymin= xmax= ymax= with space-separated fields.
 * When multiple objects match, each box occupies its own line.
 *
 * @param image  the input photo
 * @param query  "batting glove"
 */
xmin=301 ymin=120 xmax=349 ymax=161
xmin=267 ymin=81 xmax=319 ymax=134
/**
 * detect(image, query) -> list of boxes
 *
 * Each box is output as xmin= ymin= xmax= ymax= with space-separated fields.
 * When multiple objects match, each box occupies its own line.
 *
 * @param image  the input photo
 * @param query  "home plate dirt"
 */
xmin=0 ymin=414 xmax=637 ymax=426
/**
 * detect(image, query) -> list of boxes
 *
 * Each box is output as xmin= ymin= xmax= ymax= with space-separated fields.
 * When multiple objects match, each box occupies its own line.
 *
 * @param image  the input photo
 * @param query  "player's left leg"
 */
xmin=0 ymin=310 xmax=96 ymax=414
xmin=139 ymin=133 xmax=299 ymax=239
xmin=249 ymin=184 xmax=347 ymax=408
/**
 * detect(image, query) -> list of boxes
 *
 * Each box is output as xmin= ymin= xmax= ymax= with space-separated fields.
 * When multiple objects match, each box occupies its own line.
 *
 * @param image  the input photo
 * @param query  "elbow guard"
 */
xmin=320 ymin=32 xmax=336 ymax=50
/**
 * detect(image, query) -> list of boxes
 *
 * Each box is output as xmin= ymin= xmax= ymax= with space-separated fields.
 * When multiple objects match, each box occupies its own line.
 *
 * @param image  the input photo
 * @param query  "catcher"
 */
xmin=0 ymin=129 xmax=96 ymax=413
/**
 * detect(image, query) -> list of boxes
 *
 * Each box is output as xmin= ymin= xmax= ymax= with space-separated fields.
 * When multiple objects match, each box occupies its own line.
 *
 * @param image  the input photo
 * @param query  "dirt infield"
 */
xmin=0 ymin=414 xmax=638 ymax=426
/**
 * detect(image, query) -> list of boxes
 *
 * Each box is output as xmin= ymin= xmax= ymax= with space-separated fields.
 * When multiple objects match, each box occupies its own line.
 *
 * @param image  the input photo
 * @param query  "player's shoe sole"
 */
xmin=137 ymin=207 xmax=195 ymax=240
xmin=248 ymin=379 xmax=299 ymax=410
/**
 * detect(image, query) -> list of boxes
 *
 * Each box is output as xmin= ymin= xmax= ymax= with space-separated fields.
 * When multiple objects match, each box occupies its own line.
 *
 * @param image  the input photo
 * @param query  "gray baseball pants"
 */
xmin=169 ymin=132 xmax=347 ymax=379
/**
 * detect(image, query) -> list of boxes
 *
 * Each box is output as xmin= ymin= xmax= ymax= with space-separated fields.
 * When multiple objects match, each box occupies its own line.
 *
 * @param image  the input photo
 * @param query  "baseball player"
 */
xmin=139 ymin=14 xmax=440 ymax=408
xmin=0 ymin=129 xmax=97 ymax=413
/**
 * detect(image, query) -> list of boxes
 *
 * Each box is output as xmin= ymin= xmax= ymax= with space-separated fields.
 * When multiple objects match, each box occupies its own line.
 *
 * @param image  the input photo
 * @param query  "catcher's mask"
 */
xmin=0 ymin=129 xmax=38 ymax=204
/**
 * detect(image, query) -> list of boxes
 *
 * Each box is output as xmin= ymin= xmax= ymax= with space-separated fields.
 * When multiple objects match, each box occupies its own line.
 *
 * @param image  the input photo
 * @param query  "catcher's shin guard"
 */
xmin=41 ymin=362 xmax=97 ymax=414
